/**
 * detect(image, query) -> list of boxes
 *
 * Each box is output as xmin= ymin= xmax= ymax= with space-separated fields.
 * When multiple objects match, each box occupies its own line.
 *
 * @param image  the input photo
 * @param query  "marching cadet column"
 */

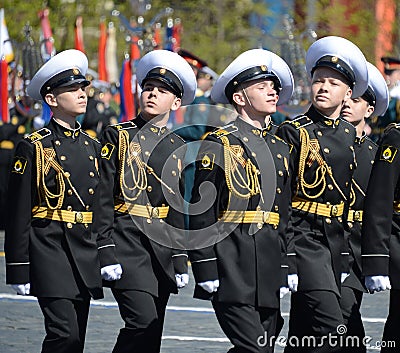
xmin=189 ymin=48 xmax=294 ymax=353
xmin=340 ymin=62 xmax=389 ymax=352
xmin=276 ymin=36 xmax=369 ymax=352
xmin=93 ymin=50 xmax=195 ymax=353
xmin=362 ymin=98 xmax=400 ymax=351
xmin=4 ymin=50 xmax=118 ymax=353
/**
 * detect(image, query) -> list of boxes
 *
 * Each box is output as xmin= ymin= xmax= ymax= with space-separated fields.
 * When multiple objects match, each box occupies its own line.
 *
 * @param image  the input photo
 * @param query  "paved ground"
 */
xmin=0 ymin=230 xmax=392 ymax=352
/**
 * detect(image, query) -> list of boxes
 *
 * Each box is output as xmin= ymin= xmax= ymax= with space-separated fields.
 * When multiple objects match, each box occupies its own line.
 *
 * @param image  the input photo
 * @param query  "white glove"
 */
xmin=288 ymin=274 xmax=298 ymax=292
xmin=175 ymin=273 xmax=189 ymax=288
xmin=365 ymin=275 xmax=391 ymax=294
xmin=280 ymin=287 xmax=290 ymax=299
xmin=198 ymin=280 xmax=220 ymax=293
xmin=101 ymin=264 xmax=123 ymax=281
xmin=341 ymin=273 xmax=350 ymax=283
xmin=11 ymin=283 xmax=30 ymax=295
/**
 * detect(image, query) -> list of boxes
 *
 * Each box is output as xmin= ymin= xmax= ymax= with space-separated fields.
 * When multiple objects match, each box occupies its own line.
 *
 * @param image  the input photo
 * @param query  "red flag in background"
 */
xmin=173 ymin=19 xmax=182 ymax=52
xmin=98 ymin=19 xmax=107 ymax=81
xmin=74 ymin=15 xmax=85 ymax=53
xmin=119 ymin=56 xmax=135 ymax=122
xmin=38 ymin=8 xmax=55 ymax=61
xmin=130 ymin=35 xmax=141 ymax=62
xmin=0 ymin=59 xmax=9 ymax=123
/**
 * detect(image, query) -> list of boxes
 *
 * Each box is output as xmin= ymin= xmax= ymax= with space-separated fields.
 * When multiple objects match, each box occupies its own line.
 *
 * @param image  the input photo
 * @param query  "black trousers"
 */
xmin=111 ymin=288 xmax=170 ymax=353
xmin=212 ymin=300 xmax=283 ymax=353
xmin=38 ymin=297 xmax=90 ymax=353
xmin=381 ymin=289 xmax=400 ymax=352
xmin=284 ymin=291 xmax=344 ymax=353
xmin=339 ymin=286 xmax=365 ymax=352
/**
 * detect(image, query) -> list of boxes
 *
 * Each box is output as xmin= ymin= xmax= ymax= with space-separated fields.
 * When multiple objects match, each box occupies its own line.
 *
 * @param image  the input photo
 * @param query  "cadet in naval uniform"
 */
xmin=361 ymin=77 xmax=400 ymax=353
xmin=4 ymin=50 xmax=119 ymax=353
xmin=339 ymin=62 xmax=389 ymax=352
xmin=0 ymin=108 xmax=27 ymax=230
xmin=368 ymin=57 xmax=400 ymax=142
xmin=189 ymin=49 xmax=294 ymax=353
xmin=93 ymin=50 xmax=196 ymax=353
xmin=276 ymin=36 xmax=369 ymax=352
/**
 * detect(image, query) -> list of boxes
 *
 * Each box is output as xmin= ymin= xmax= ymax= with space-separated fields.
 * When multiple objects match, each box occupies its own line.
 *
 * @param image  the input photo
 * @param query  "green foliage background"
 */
xmin=2 ymin=0 xmax=398 ymax=75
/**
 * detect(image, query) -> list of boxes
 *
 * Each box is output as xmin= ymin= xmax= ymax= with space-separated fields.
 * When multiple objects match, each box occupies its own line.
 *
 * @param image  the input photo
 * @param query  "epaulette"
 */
xmin=171 ymin=131 xmax=186 ymax=144
xmin=384 ymin=122 xmax=400 ymax=134
xmin=210 ymin=123 xmax=238 ymax=138
xmin=283 ymin=115 xmax=313 ymax=129
xmin=26 ymin=128 xmax=52 ymax=143
xmin=111 ymin=121 xmax=137 ymax=131
xmin=81 ymin=130 xmax=100 ymax=144
xmin=273 ymin=134 xmax=288 ymax=146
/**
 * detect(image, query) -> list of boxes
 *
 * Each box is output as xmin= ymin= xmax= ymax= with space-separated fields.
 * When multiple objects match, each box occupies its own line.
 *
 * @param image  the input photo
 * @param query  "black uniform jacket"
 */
xmin=0 ymin=110 xmax=27 ymax=229
xmin=276 ymin=106 xmax=356 ymax=295
xmin=362 ymin=124 xmax=400 ymax=289
xmin=189 ymin=117 xmax=291 ymax=309
xmin=5 ymin=119 xmax=108 ymax=299
xmin=343 ymin=134 xmax=377 ymax=292
xmin=94 ymin=115 xmax=188 ymax=296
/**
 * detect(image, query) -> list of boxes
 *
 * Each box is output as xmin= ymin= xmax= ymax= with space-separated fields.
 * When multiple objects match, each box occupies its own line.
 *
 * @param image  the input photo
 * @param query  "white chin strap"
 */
xmin=241 ymin=86 xmax=253 ymax=108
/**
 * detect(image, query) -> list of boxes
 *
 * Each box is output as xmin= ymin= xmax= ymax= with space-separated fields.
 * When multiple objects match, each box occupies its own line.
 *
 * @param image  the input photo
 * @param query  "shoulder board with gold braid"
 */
xmin=273 ymin=134 xmax=289 ymax=146
xmin=384 ymin=122 xmax=400 ymax=134
xmin=282 ymin=115 xmax=313 ymax=130
xmin=209 ymin=123 xmax=239 ymax=139
xmin=26 ymin=128 xmax=52 ymax=143
xmin=81 ymin=130 xmax=100 ymax=144
xmin=110 ymin=121 xmax=137 ymax=130
xmin=172 ymin=132 xmax=186 ymax=144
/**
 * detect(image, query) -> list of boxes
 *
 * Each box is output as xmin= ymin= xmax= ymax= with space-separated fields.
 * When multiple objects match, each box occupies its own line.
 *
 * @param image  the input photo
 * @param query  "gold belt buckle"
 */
xmin=263 ymin=211 xmax=270 ymax=223
xmin=151 ymin=207 xmax=159 ymax=218
xmin=75 ymin=212 xmax=84 ymax=223
xmin=354 ymin=211 xmax=361 ymax=221
xmin=331 ymin=205 xmax=338 ymax=217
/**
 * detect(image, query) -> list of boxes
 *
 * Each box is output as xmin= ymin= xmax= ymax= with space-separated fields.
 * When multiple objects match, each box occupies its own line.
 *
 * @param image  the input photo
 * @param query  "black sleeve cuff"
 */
xmin=6 ymin=264 xmax=30 ymax=284
xmin=362 ymin=256 xmax=389 ymax=276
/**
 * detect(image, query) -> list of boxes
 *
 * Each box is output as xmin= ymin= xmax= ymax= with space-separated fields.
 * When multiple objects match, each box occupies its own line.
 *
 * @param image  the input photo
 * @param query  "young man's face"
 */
xmin=236 ymin=78 xmax=279 ymax=117
xmin=46 ymin=83 xmax=88 ymax=117
xmin=341 ymin=96 xmax=374 ymax=126
xmin=197 ymin=77 xmax=213 ymax=92
xmin=311 ymin=67 xmax=352 ymax=115
xmin=140 ymin=79 xmax=181 ymax=120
